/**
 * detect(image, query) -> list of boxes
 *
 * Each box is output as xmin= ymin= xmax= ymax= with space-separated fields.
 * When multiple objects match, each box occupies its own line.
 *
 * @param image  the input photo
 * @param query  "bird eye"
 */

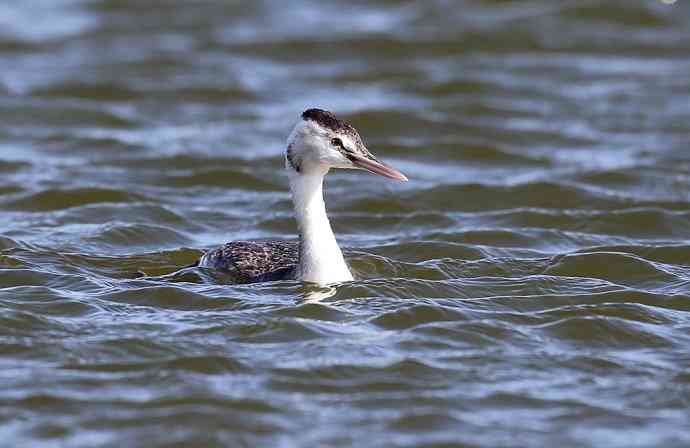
xmin=330 ymin=138 xmax=343 ymax=147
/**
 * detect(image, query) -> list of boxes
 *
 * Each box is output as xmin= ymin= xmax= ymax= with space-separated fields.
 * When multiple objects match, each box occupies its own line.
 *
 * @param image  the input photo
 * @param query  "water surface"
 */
xmin=1 ymin=1 xmax=690 ymax=446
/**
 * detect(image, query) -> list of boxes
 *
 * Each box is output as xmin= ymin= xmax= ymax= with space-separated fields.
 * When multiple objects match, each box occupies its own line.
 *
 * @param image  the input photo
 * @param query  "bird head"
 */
xmin=285 ymin=108 xmax=407 ymax=181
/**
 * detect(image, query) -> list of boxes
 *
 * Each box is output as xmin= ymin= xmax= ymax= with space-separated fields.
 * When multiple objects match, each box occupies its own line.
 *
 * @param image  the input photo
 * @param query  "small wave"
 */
xmin=62 ymin=355 xmax=250 ymax=375
xmin=0 ymin=160 xmax=31 ymax=172
xmin=0 ymin=285 xmax=100 ymax=318
xmin=84 ymin=223 xmax=191 ymax=251
xmin=371 ymin=303 xmax=471 ymax=330
xmin=6 ymin=188 xmax=150 ymax=212
xmin=0 ymin=99 xmax=136 ymax=128
xmin=164 ymin=169 xmax=282 ymax=191
xmin=100 ymin=285 xmax=237 ymax=311
xmin=544 ymin=251 xmax=685 ymax=290
xmin=537 ymin=316 xmax=675 ymax=349
xmin=357 ymin=181 xmax=626 ymax=213
xmin=563 ymin=1 xmax=673 ymax=27
xmin=31 ymin=82 xmax=139 ymax=101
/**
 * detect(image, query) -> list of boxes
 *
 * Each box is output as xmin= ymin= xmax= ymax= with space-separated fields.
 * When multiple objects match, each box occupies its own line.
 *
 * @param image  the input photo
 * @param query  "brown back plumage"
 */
xmin=200 ymin=241 xmax=298 ymax=283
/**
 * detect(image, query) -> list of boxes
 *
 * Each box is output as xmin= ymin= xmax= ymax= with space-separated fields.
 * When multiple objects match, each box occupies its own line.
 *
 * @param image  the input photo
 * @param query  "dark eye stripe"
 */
xmin=331 ymin=138 xmax=343 ymax=147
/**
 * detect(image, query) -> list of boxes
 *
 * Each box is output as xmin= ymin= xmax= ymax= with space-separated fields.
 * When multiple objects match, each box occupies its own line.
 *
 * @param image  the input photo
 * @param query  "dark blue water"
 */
xmin=1 ymin=1 xmax=690 ymax=446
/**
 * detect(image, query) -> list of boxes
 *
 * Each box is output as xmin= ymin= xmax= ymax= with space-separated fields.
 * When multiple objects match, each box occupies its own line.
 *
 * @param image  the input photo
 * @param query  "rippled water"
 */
xmin=2 ymin=0 xmax=690 ymax=446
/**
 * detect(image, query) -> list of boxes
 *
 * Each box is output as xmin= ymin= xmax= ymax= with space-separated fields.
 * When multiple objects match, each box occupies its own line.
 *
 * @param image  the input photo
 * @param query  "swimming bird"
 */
xmin=197 ymin=108 xmax=407 ymax=285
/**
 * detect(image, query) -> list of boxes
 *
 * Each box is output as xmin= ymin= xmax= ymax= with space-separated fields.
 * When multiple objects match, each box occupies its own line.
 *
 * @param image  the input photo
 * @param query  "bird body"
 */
xmin=199 ymin=240 xmax=298 ymax=283
xmin=197 ymin=108 xmax=407 ymax=285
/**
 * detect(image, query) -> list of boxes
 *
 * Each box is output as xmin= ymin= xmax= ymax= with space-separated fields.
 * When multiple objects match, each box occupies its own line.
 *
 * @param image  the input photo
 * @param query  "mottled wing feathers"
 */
xmin=199 ymin=241 xmax=298 ymax=283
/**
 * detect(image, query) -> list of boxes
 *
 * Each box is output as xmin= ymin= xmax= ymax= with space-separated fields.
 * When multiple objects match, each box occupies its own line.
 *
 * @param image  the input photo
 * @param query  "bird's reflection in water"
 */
xmin=299 ymin=283 xmax=338 ymax=303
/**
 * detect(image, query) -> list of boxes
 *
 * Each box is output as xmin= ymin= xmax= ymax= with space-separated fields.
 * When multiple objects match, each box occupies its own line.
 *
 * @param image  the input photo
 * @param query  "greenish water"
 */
xmin=1 ymin=0 xmax=690 ymax=446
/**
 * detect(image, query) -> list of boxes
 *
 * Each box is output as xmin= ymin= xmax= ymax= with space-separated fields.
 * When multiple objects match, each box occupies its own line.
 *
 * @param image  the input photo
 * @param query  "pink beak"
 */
xmin=348 ymin=153 xmax=408 ymax=182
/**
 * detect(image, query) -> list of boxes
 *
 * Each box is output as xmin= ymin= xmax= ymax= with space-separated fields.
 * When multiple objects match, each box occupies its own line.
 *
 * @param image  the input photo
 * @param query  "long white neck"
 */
xmin=288 ymin=166 xmax=353 ymax=284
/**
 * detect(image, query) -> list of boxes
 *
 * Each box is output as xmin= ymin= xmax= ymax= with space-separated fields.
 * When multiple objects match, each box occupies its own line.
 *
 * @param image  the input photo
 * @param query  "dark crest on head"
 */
xmin=300 ymin=107 xmax=372 ymax=161
xmin=301 ymin=108 xmax=354 ymax=134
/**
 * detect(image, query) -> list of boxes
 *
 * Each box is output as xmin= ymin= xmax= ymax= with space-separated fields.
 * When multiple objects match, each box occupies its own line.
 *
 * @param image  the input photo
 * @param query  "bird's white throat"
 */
xmin=288 ymin=165 xmax=353 ymax=284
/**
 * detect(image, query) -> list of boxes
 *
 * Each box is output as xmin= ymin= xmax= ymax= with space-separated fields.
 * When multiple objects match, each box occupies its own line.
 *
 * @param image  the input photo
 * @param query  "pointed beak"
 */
xmin=347 ymin=153 xmax=408 ymax=182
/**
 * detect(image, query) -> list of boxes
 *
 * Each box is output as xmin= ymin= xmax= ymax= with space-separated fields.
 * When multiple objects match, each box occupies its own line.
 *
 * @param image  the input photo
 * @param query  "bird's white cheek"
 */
xmin=322 ymin=149 xmax=352 ymax=168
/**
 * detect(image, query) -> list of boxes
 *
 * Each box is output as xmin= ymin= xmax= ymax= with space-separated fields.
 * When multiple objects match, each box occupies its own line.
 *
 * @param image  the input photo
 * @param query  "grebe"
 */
xmin=197 ymin=108 xmax=407 ymax=285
